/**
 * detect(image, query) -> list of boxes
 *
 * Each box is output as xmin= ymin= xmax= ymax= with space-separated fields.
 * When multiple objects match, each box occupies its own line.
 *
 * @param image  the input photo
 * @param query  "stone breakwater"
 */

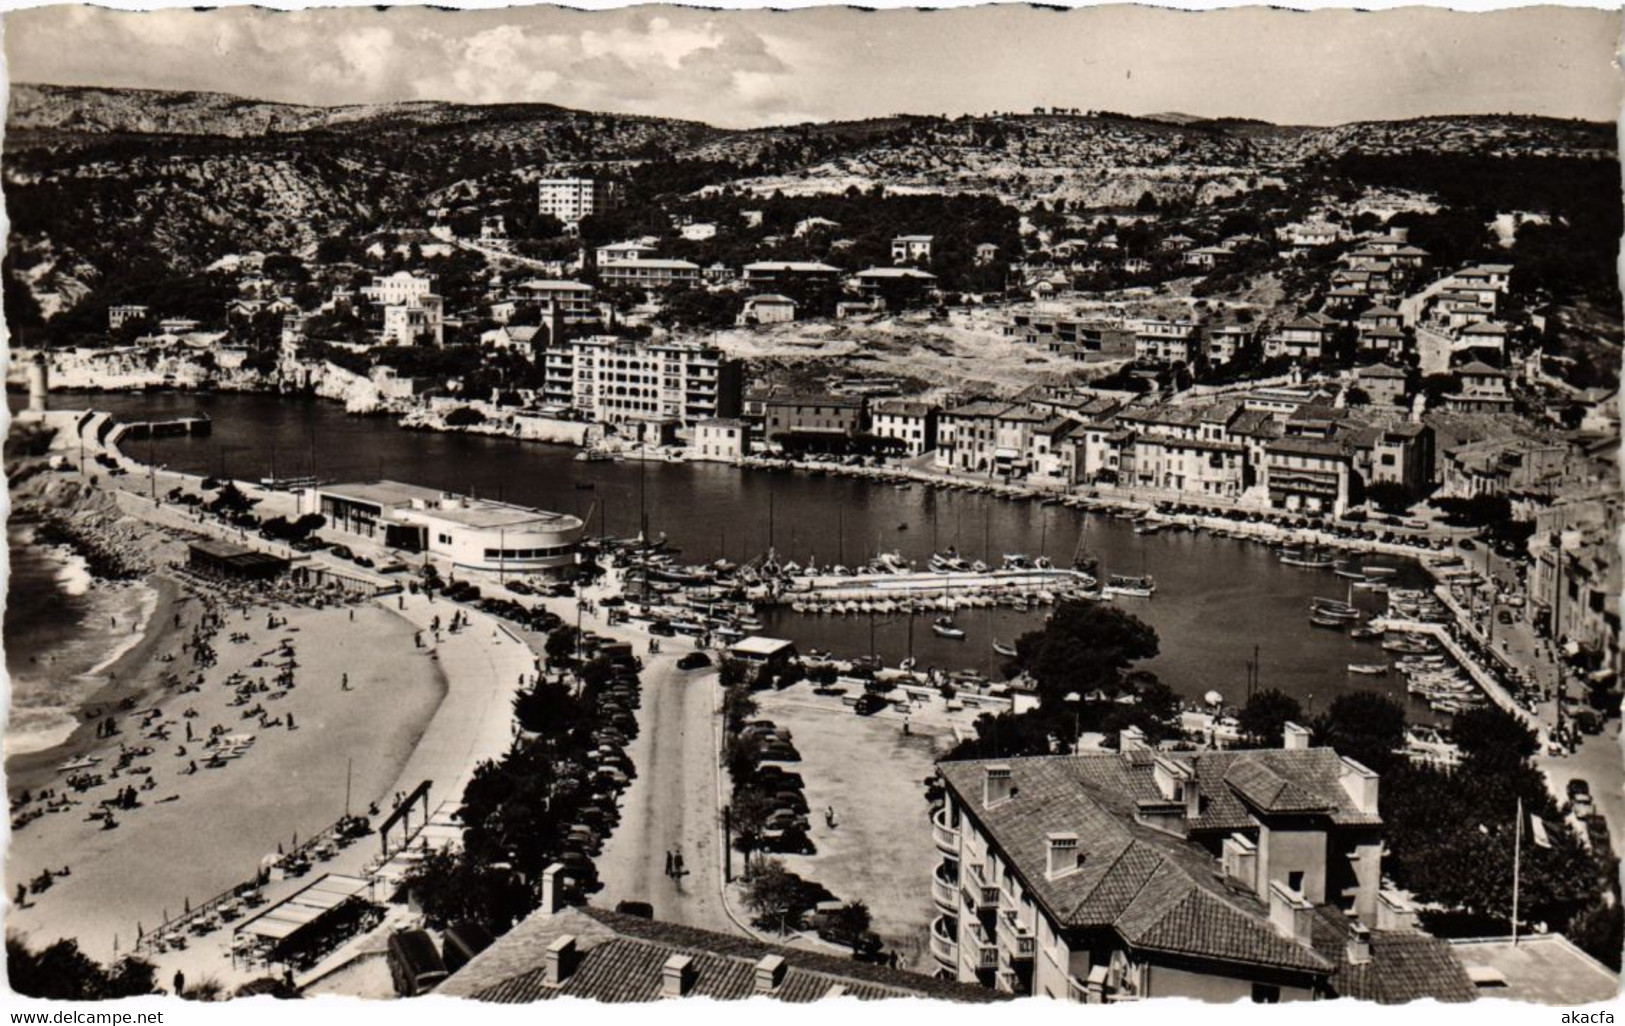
xmin=14 ymin=477 xmax=156 ymax=582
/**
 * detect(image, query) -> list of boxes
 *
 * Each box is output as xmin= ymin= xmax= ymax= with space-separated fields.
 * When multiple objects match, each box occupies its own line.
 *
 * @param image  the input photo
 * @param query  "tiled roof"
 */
xmin=1310 ymin=907 xmax=1476 ymax=1004
xmin=1225 ymin=758 xmax=1333 ymax=815
xmin=446 ymin=906 xmax=1004 ymax=1003
xmin=938 ymin=748 xmax=1382 ymax=976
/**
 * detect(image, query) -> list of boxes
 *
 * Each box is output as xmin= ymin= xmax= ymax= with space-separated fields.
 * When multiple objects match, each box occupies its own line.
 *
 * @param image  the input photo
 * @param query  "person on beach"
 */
xmin=665 ymin=851 xmax=674 ymax=877
xmin=673 ymin=852 xmax=685 ymax=878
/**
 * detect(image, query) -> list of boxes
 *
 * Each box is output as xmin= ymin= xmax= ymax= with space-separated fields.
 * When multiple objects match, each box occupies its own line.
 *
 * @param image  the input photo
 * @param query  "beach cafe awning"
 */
xmin=235 ymin=874 xmax=373 ymax=945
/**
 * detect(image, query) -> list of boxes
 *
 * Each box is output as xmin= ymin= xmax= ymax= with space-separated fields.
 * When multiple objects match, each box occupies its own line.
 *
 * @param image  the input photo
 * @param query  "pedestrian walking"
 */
xmin=174 ymin=970 xmax=185 ymax=997
xmin=673 ymin=852 xmax=685 ymax=878
xmin=665 ymin=850 xmax=674 ymax=877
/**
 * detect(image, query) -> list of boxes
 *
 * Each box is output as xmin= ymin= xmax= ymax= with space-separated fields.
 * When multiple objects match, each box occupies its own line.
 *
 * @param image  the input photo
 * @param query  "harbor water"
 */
xmin=36 ymin=392 xmax=1436 ymax=715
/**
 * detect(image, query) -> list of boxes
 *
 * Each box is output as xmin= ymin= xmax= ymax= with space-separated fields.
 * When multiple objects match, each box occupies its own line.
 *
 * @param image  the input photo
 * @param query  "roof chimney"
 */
xmin=660 ymin=954 xmax=695 ymax=998
xmin=1347 ymin=922 xmax=1372 ymax=966
xmin=1268 ymin=880 xmax=1315 ymax=947
xmin=753 ymin=954 xmax=786 ymax=995
xmin=540 ymin=862 xmax=566 ymax=915
xmin=1338 ymin=756 xmax=1380 ymax=815
xmin=1221 ymin=833 xmax=1258 ymax=893
xmin=1119 ymin=725 xmax=1147 ymax=752
xmin=1046 ymin=832 xmax=1081 ymax=880
xmin=545 ymin=935 xmax=577 ymax=986
xmin=983 ymin=764 xmax=1014 ymax=807
xmin=1283 ymin=722 xmax=1312 ymax=750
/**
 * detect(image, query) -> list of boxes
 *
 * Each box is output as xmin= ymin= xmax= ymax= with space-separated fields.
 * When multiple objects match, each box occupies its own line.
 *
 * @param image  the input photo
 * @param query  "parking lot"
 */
xmin=748 ymin=683 xmax=966 ymax=971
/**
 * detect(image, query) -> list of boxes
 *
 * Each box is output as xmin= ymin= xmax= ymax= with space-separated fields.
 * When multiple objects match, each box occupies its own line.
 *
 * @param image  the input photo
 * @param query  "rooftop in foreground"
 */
xmin=1448 ymin=935 xmax=1619 ymax=1005
xmin=441 ymin=905 xmax=1004 ymax=1003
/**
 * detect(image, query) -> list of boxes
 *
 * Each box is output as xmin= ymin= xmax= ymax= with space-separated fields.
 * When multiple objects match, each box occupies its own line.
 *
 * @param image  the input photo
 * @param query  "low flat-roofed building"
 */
xmin=599 ymin=258 xmax=701 ymax=290
xmin=303 ymin=479 xmax=583 ymax=575
xmin=187 ymin=539 xmax=290 ymax=581
xmin=727 ymin=636 xmax=798 ymax=667
xmin=691 ymin=417 xmax=751 ymax=462
xmin=1448 ymin=935 xmax=1619 ymax=1005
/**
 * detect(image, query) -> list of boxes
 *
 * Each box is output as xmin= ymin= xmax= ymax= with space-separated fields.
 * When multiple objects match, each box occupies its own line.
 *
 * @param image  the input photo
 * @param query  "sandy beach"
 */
xmin=5 ymin=599 xmax=445 ymax=963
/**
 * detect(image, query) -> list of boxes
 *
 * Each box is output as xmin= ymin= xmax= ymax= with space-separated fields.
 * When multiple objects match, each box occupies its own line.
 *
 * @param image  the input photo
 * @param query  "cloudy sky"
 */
xmin=5 ymin=4 xmax=1620 ymax=128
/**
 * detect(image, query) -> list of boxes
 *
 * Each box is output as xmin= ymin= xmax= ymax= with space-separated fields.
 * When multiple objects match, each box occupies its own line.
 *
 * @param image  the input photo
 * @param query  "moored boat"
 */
xmin=1102 ymin=574 xmax=1156 ymax=599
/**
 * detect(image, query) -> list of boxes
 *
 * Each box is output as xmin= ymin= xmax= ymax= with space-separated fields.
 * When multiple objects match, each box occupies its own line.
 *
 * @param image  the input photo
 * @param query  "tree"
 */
xmin=401 ymin=849 xmax=534 ymax=933
xmin=1237 ymin=688 xmax=1303 ymax=747
xmin=6 ymin=934 xmax=157 ymax=999
xmin=544 ymin=625 xmax=580 ymax=667
xmin=1011 ymin=600 xmax=1160 ymax=705
xmin=1364 ymin=481 xmax=1416 ymax=516
xmin=741 ymin=859 xmax=809 ymax=933
xmin=722 ymin=683 xmax=758 ymax=732
xmin=729 ymin=787 xmax=778 ymax=872
xmin=1452 ymin=705 xmax=1538 ymax=778
xmin=1314 ymin=691 xmax=1407 ymax=774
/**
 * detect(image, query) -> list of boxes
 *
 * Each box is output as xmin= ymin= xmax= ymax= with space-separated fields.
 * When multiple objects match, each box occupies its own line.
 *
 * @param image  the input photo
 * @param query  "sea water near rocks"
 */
xmin=5 ymin=523 xmax=158 ymax=756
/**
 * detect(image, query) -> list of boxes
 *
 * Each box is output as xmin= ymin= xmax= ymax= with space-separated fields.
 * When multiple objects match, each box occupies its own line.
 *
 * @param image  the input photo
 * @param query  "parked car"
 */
xmin=755 ymin=767 xmax=803 ymax=790
xmin=677 ymin=652 xmax=712 ymax=671
xmin=1568 ymin=778 xmax=1592 ymax=801
xmin=766 ymin=809 xmax=810 ymax=832
xmin=760 ymin=827 xmax=815 ymax=856
xmin=854 ymin=694 xmax=888 ymax=716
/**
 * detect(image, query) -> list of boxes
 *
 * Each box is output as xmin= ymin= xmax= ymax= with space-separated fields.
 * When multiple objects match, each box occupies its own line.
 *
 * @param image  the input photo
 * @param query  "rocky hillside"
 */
xmin=6 ymin=84 xmax=1616 ymax=325
xmin=690 ymin=110 xmax=1614 ymax=205
xmin=8 ymin=83 xmax=725 ymax=154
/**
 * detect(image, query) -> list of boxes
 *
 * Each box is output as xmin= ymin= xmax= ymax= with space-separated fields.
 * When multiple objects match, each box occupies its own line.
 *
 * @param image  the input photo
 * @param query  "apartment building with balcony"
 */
xmin=537 ymin=177 xmax=620 ymax=223
xmin=930 ymin=729 xmax=1476 ymax=1003
xmin=1132 ymin=317 xmax=1201 ymax=366
xmin=542 ymin=335 xmax=741 ymax=427
xmin=599 ymin=258 xmax=702 ymax=290
xmin=1118 ymin=402 xmax=1251 ymax=498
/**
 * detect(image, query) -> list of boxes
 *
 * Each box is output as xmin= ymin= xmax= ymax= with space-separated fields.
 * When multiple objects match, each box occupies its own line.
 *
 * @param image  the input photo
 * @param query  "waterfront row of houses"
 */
xmin=930 ymin=387 xmax=1433 ymax=516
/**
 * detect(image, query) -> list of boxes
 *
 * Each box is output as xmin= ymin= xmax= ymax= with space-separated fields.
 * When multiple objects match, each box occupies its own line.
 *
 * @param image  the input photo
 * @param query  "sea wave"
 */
xmin=4 ymin=535 xmax=161 ymax=758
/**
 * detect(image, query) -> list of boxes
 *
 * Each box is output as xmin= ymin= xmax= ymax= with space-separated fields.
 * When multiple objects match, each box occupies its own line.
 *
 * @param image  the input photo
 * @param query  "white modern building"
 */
xmin=542 ymin=335 xmax=743 ymax=426
xmin=538 ymin=178 xmax=620 ymax=223
xmin=303 ymin=480 xmax=584 ymax=575
xmin=599 ymin=259 xmax=702 ymax=290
